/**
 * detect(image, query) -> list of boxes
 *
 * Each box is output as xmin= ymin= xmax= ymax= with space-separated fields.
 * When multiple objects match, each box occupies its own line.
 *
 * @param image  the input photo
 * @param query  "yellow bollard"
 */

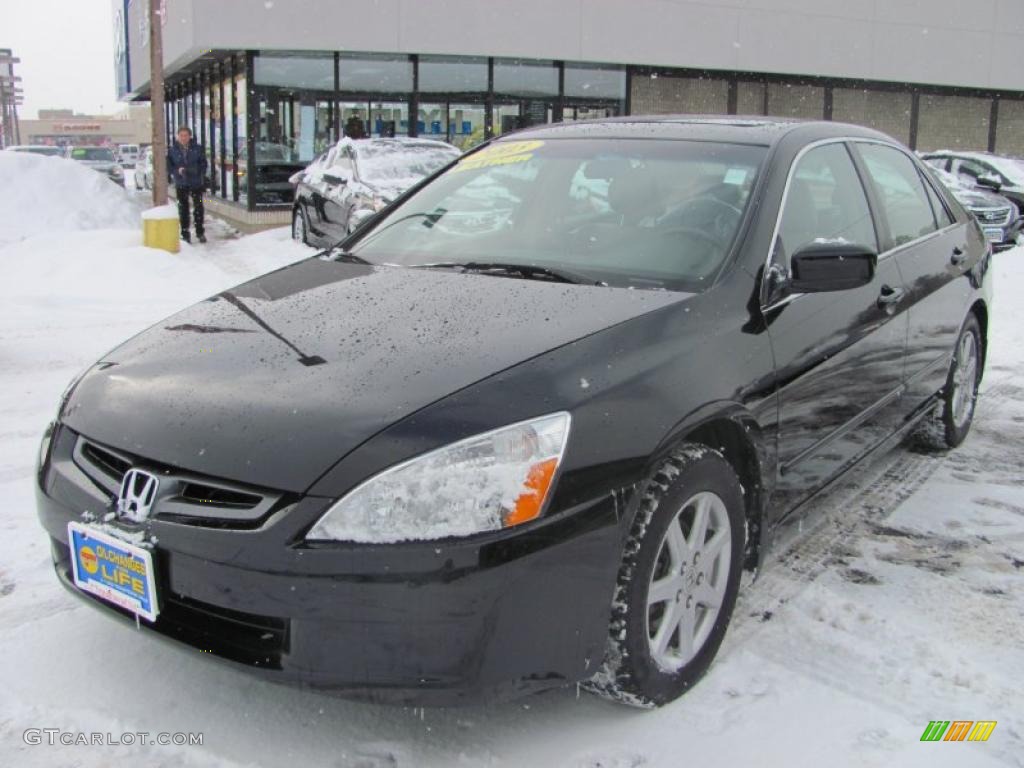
xmin=142 ymin=204 xmax=180 ymax=253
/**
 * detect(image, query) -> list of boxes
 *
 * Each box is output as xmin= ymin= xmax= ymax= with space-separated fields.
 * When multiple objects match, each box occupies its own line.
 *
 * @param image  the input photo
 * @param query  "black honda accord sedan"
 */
xmin=37 ymin=117 xmax=990 ymax=708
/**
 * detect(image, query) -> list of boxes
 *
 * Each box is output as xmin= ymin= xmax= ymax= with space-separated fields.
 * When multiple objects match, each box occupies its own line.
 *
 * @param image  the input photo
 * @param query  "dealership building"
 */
xmin=114 ymin=0 xmax=1024 ymax=223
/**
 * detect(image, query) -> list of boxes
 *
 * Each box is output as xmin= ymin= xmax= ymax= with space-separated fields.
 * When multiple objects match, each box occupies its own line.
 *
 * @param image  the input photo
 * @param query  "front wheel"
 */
xmin=588 ymin=445 xmax=745 ymax=708
xmin=292 ymin=207 xmax=310 ymax=246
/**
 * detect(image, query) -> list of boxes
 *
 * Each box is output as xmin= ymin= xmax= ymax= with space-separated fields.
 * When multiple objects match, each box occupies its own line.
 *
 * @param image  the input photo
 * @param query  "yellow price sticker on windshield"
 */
xmin=452 ymin=140 xmax=544 ymax=173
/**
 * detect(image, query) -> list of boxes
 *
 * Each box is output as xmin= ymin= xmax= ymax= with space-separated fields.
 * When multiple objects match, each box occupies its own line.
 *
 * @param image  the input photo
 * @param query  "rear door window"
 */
xmin=856 ymin=143 xmax=938 ymax=248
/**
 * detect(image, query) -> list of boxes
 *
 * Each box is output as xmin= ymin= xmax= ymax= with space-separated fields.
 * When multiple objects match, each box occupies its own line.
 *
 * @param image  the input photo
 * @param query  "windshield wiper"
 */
xmin=414 ymin=261 xmax=603 ymax=286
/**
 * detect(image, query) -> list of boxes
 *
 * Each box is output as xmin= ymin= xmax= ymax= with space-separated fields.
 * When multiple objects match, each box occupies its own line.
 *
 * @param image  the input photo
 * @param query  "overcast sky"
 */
xmin=2 ymin=0 xmax=119 ymax=119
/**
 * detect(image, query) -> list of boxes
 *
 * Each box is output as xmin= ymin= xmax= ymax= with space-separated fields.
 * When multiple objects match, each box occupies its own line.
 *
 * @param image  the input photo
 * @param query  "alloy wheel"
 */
xmin=950 ymin=331 xmax=978 ymax=429
xmin=646 ymin=490 xmax=732 ymax=672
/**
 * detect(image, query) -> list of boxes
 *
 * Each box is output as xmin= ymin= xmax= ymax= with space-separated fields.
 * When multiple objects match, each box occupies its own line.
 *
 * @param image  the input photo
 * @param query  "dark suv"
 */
xmin=37 ymin=118 xmax=990 ymax=708
xmin=922 ymin=150 xmax=1024 ymax=216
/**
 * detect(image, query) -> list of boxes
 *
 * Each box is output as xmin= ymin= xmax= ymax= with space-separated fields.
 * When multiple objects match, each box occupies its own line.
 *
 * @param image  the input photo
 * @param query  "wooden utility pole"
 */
xmin=149 ymin=0 xmax=168 ymax=205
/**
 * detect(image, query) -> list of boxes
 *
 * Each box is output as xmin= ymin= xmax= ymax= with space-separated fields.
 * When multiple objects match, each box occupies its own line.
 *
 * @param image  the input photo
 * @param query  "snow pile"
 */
xmin=0 ymin=151 xmax=143 ymax=246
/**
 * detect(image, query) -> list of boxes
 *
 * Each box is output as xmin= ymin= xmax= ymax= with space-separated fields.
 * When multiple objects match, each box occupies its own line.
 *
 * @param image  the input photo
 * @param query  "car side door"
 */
xmin=763 ymin=141 xmax=909 ymax=517
xmin=853 ymin=142 xmax=975 ymax=410
xmin=322 ymin=146 xmax=357 ymax=239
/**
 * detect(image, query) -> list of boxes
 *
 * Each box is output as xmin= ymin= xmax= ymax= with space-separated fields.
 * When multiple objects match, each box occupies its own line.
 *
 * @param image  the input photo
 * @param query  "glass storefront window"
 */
xmin=493 ymin=104 xmax=521 ymax=136
xmin=339 ymin=53 xmax=412 ymax=93
xmin=370 ymin=101 xmax=409 ymax=138
xmin=418 ymin=56 xmax=487 ymax=93
xmin=448 ymin=103 xmax=486 ymax=149
xmin=564 ymin=64 xmax=626 ymax=101
xmin=494 ymin=59 xmax=558 ymax=97
xmin=418 ymin=102 xmax=447 ymax=139
xmin=254 ymin=53 xmax=334 ymax=90
xmin=341 ymin=102 xmax=369 ymax=138
xmin=235 ymin=70 xmax=247 ymax=203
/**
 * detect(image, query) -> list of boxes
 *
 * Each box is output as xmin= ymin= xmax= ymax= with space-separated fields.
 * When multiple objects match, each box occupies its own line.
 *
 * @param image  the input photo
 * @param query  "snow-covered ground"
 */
xmin=1 ymin=152 xmax=1022 ymax=767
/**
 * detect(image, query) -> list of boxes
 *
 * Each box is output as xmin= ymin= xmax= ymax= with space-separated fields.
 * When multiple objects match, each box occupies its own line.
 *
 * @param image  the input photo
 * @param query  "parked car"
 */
xmin=37 ymin=118 xmax=990 ymax=708
xmin=133 ymin=147 xmax=154 ymax=190
xmin=291 ymin=137 xmax=461 ymax=246
xmin=117 ymin=143 xmax=141 ymax=168
xmin=66 ymin=146 xmax=124 ymax=184
xmin=928 ymin=166 xmax=1021 ymax=249
xmin=921 ymin=150 xmax=1024 ymax=216
xmin=5 ymin=144 xmax=63 ymax=157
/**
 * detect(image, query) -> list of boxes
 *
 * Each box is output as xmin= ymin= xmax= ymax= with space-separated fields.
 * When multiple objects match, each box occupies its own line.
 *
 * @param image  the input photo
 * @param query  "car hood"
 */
xmin=77 ymin=160 xmax=118 ymax=171
xmin=63 ymin=258 xmax=688 ymax=493
xmin=950 ymin=186 xmax=1010 ymax=209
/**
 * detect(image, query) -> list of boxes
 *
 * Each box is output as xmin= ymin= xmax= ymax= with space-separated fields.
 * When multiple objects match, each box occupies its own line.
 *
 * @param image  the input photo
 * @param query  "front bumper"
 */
xmin=36 ymin=426 xmax=622 ymax=704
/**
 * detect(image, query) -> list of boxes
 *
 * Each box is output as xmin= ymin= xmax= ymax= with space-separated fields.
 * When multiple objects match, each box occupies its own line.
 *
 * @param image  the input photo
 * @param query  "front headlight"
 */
xmin=306 ymin=412 xmax=571 ymax=543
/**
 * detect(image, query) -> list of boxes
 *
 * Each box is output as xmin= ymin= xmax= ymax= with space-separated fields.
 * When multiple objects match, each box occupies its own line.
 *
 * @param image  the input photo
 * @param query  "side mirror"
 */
xmin=976 ymin=173 xmax=1002 ymax=192
xmin=322 ymin=172 xmax=348 ymax=186
xmin=790 ymin=243 xmax=877 ymax=293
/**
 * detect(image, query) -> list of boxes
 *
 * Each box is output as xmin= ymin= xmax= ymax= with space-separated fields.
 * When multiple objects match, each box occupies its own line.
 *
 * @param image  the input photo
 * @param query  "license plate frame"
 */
xmin=68 ymin=521 xmax=159 ymax=622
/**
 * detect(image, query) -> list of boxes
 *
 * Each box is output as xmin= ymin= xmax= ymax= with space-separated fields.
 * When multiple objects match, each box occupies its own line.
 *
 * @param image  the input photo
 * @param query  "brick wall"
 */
xmin=832 ymin=88 xmax=912 ymax=145
xmin=630 ymin=74 xmax=729 ymax=115
xmin=916 ymin=93 xmax=990 ymax=151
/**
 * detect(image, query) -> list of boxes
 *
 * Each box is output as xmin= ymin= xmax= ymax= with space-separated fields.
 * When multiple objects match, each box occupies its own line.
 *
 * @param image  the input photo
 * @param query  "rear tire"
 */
xmin=587 ymin=445 xmax=745 ymax=708
xmin=911 ymin=314 xmax=982 ymax=451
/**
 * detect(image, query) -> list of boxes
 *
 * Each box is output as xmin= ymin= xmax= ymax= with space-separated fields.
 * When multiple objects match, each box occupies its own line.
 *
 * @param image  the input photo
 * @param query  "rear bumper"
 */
xmin=36 ymin=427 xmax=622 ymax=705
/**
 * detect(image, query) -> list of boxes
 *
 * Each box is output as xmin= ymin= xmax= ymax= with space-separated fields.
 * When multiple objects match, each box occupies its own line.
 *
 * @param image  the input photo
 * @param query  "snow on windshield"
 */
xmin=984 ymin=155 xmax=1024 ymax=184
xmin=355 ymin=140 xmax=461 ymax=184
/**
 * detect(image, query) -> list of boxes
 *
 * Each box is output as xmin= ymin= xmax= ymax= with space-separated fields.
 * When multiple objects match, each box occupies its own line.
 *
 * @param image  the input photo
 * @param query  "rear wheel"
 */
xmin=588 ymin=445 xmax=745 ymax=707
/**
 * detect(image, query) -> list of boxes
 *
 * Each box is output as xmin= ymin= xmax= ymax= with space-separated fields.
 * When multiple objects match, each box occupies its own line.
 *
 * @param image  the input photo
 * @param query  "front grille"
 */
xmin=974 ymin=206 xmax=1012 ymax=226
xmin=80 ymin=441 xmax=130 ymax=484
xmin=179 ymin=482 xmax=262 ymax=510
xmin=71 ymin=433 xmax=291 ymax=529
xmin=54 ymin=540 xmax=289 ymax=668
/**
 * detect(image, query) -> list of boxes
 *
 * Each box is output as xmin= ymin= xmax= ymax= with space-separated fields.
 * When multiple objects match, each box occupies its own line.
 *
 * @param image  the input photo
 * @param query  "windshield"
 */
xmin=13 ymin=146 xmax=63 ymax=156
xmin=255 ymin=142 xmax=297 ymax=163
xmin=983 ymin=155 xmax=1024 ymax=185
xmin=346 ymin=138 xmax=765 ymax=291
xmin=71 ymin=147 xmax=115 ymax=162
xmin=356 ymin=141 xmax=461 ymax=185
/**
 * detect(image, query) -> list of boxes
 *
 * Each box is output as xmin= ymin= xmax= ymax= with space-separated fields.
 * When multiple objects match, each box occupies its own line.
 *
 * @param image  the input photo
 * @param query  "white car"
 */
xmin=118 ymin=143 xmax=141 ymax=168
xmin=133 ymin=147 xmax=154 ymax=190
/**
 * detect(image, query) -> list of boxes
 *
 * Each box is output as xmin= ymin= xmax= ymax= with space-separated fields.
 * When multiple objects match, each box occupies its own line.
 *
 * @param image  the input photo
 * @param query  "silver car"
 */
xmin=67 ymin=146 xmax=124 ymax=185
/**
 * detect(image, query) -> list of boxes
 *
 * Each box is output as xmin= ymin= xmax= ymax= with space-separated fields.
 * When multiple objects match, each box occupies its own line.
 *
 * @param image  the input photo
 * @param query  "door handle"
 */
xmin=951 ymin=246 xmax=967 ymax=266
xmin=877 ymin=284 xmax=905 ymax=309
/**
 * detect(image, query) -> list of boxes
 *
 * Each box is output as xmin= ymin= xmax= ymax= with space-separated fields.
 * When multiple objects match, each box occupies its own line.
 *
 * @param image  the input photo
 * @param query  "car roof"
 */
xmin=350 ymin=137 xmax=460 ymax=151
xmin=503 ymin=115 xmax=896 ymax=147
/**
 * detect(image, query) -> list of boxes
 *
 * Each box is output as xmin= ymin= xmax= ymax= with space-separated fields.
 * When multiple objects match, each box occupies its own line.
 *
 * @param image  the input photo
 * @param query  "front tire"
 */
xmin=292 ymin=207 xmax=310 ymax=246
xmin=588 ymin=445 xmax=745 ymax=707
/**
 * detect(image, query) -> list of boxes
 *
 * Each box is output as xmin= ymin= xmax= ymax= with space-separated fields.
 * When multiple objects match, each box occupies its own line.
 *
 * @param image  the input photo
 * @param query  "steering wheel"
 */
xmin=653 ymin=226 xmax=725 ymax=274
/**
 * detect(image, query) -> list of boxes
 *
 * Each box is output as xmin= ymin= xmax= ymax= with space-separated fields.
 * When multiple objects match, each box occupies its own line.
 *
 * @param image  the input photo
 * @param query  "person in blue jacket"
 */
xmin=167 ymin=126 xmax=207 ymax=243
